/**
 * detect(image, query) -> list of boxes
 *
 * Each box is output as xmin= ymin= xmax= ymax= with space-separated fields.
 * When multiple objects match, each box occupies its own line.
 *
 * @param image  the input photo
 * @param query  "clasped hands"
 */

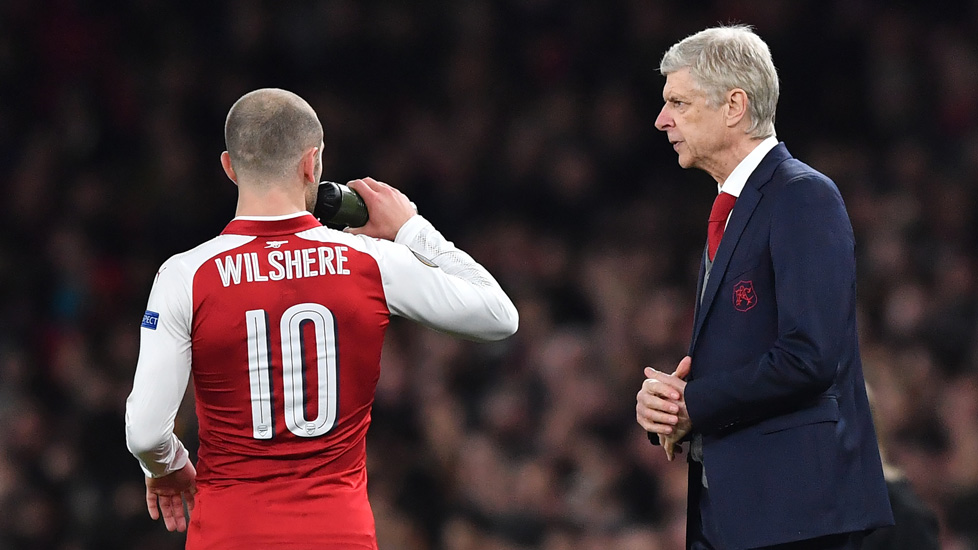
xmin=636 ymin=356 xmax=692 ymax=461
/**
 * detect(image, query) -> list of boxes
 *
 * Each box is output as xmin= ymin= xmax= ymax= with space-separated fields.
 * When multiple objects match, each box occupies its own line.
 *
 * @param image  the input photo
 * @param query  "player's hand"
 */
xmin=345 ymin=177 xmax=416 ymax=241
xmin=637 ymin=356 xmax=692 ymax=461
xmin=145 ymin=461 xmax=197 ymax=532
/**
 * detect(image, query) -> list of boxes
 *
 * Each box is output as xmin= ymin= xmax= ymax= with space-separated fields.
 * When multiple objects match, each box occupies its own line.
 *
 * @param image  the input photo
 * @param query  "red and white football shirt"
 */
xmin=126 ymin=212 xmax=517 ymax=549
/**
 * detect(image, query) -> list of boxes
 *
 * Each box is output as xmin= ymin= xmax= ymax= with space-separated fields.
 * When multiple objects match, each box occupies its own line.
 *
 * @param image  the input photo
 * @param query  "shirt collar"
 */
xmin=230 ymin=211 xmax=310 ymax=222
xmin=717 ymin=136 xmax=779 ymax=198
xmin=221 ymin=211 xmax=322 ymax=236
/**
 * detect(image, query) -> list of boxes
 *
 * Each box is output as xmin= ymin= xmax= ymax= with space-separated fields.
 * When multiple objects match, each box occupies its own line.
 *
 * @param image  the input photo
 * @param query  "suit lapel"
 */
xmin=689 ymin=143 xmax=791 ymax=350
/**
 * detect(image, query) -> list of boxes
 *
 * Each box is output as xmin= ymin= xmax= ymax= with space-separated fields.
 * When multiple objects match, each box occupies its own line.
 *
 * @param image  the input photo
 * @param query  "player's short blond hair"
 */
xmin=225 ymin=88 xmax=324 ymax=179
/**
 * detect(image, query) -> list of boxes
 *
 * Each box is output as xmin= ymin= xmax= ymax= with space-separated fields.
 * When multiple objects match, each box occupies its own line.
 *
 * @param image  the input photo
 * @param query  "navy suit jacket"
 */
xmin=682 ymin=143 xmax=893 ymax=549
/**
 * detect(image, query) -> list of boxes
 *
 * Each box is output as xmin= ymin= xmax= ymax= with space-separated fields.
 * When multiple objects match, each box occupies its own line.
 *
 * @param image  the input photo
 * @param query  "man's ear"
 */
xmin=221 ymin=151 xmax=239 ymax=185
xmin=725 ymin=88 xmax=749 ymax=128
xmin=300 ymin=146 xmax=319 ymax=184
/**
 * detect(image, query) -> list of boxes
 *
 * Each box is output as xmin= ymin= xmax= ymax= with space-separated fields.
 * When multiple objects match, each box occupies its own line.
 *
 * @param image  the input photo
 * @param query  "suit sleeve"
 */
xmin=373 ymin=215 xmax=519 ymax=341
xmin=125 ymin=258 xmax=192 ymax=478
xmin=685 ymin=175 xmax=855 ymax=434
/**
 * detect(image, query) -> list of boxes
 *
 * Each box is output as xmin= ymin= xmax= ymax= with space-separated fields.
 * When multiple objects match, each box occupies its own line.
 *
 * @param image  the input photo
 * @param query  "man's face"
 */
xmin=654 ymin=68 xmax=727 ymax=172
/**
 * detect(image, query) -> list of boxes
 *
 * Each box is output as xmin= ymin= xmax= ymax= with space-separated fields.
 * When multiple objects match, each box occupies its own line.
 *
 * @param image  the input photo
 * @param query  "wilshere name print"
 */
xmin=215 ymin=245 xmax=352 ymax=287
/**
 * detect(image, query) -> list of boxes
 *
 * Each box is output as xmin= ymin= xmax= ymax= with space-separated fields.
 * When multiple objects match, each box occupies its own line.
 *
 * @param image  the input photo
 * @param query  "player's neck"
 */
xmin=235 ymin=188 xmax=308 ymax=217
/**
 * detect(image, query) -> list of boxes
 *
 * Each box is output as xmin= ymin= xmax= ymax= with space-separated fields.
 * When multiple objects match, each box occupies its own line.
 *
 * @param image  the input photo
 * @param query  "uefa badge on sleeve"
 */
xmin=141 ymin=310 xmax=160 ymax=330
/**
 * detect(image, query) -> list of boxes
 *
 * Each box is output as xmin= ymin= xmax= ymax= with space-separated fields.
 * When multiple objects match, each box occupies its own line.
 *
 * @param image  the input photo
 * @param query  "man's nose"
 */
xmin=654 ymin=106 xmax=672 ymax=131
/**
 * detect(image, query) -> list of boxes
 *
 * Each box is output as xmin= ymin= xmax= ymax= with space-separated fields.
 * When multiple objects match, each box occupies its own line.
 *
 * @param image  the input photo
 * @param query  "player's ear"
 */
xmin=221 ymin=151 xmax=239 ymax=185
xmin=300 ymin=146 xmax=319 ymax=184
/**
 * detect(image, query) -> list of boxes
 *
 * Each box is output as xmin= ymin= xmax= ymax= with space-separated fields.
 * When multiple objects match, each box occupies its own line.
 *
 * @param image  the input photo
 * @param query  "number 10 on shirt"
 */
xmin=246 ymin=303 xmax=340 ymax=440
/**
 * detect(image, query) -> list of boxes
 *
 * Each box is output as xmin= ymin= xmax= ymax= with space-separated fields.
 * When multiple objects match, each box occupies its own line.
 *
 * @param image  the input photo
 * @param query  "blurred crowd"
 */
xmin=2 ymin=0 xmax=978 ymax=548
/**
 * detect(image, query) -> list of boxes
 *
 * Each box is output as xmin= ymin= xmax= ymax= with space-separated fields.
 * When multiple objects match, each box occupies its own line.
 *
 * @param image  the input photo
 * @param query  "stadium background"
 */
xmin=2 ymin=0 xmax=978 ymax=548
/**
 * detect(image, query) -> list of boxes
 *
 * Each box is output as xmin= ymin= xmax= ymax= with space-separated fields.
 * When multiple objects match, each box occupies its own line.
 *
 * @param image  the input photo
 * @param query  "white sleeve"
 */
xmin=125 ymin=258 xmax=192 ymax=478
xmin=377 ymin=215 xmax=518 ymax=341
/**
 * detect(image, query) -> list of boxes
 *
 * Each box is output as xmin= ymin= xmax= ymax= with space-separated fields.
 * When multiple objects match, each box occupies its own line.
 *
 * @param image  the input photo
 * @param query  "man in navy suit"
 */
xmin=635 ymin=25 xmax=893 ymax=550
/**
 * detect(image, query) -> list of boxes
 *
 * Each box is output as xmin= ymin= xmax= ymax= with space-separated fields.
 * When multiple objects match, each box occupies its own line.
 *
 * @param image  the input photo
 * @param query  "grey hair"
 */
xmin=659 ymin=25 xmax=778 ymax=138
xmin=224 ymin=88 xmax=324 ymax=180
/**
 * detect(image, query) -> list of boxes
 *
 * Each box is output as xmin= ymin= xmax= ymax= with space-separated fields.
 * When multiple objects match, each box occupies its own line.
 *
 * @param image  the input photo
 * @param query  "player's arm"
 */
xmin=126 ymin=257 xmax=193 ymax=476
xmin=348 ymin=177 xmax=518 ymax=341
xmin=125 ymin=258 xmax=197 ymax=530
xmin=386 ymin=215 xmax=518 ymax=340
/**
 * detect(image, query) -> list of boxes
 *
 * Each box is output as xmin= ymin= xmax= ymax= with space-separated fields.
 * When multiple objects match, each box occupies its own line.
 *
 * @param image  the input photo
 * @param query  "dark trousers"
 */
xmin=687 ymin=463 xmax=864 ymax=550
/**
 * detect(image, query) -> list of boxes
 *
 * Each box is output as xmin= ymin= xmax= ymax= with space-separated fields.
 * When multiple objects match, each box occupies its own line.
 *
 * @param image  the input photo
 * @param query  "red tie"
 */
xmin=708 ymin=192 xmax=737 ymax=261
